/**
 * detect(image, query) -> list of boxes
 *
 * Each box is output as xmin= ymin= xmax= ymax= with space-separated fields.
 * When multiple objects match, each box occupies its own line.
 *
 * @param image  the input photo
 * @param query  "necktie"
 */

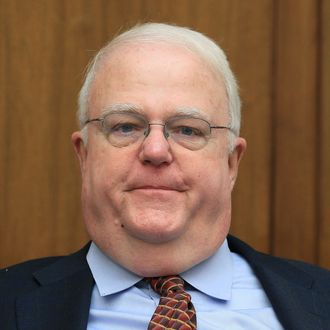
xmin=147 ymin=275 xmax=197 ymax=330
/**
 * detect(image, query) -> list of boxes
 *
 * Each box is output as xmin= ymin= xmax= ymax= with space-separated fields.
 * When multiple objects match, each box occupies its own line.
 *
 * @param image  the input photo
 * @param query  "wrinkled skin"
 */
xmin=72 ymin=43 xmax=246 ymax=276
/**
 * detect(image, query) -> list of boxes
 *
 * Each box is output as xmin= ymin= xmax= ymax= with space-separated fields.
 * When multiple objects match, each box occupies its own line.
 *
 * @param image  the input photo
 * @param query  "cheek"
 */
xmin=199 ymin=160 xmax=231 ymax=204
xmin=81 ymin=151 xmax=129 ymax=222
xmin=83 ymin=145 xmax=140 ymax=203
xmin=83 ymin=148 xmax=116 ymax=195
xmin=191 ymin=151 xmax=230 ymax=185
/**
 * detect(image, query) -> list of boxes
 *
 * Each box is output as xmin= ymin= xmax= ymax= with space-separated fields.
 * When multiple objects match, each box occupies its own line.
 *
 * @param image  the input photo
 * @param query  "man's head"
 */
xmin=72 ymin=23 xmax=246 ymax=276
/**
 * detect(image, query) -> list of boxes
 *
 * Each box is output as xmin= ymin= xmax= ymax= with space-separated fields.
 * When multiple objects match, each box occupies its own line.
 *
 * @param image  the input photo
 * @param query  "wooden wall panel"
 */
xmin=0 ymin=0 xmax=95 ymax=264
xmin=1 ymin=0 xmax=329 ymax=269
xmin=272 ymin=0 xmax=319 ymax=263
xmin=49 ymin=1 xmax=108 ymax=254
xmin=319 ymin=0 xmax=330 ymax=269
xmin=225 ymin=1 xmax=274 ymax=253
xmin=2 ymin=1 xmax=63 ymax=262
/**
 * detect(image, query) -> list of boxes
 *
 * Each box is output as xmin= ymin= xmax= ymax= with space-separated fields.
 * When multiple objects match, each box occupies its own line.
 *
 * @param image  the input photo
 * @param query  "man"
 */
xmin=1 ymin=23 xmax=329 ymax=330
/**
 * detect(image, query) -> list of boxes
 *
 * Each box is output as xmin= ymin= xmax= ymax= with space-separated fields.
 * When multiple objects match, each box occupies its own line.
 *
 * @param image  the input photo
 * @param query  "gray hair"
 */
xmin=78 ymin=23 xmax=241 ymax=149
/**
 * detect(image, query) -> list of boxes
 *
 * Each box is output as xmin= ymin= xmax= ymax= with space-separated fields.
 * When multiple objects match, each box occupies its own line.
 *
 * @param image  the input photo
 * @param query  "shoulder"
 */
xmin=282 ymin=258 xmax=330 ymax=291
xmin=0 ymin=244 xmax=92 ymax=328
xmin=0 ymin=243 xmax=91 ymax=298
xmin=1 ymin=256 xmax=61 ymax=274
xmin=0 ymin=256 xmax=63 ymax=328
xmin=228 ymin=235 xmax=330 ymax=328
xmin=228 ymin=235 xmax=330 ymax=291
xmin=0 ymin=256 xmax=62 ymax=298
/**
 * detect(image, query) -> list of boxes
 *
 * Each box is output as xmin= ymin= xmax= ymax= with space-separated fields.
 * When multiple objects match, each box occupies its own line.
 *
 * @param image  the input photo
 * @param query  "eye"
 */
xmin=103 ymin=114 xmax=146 ymax=137
xmin=112 ymin=123 xmax=136 ymax=134
xmin=175 ymin=126 xmax=203 ymax=137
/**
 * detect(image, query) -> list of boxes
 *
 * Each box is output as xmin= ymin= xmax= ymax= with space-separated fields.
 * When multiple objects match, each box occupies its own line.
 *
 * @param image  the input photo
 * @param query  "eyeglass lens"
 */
xmin=101 ymin=113 xmax=213 ymax=150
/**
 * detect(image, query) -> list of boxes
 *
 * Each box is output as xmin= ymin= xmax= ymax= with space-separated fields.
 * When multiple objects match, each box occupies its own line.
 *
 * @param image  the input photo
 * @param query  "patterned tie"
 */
xmin=147 ymin=275 xmax=197 ymax=330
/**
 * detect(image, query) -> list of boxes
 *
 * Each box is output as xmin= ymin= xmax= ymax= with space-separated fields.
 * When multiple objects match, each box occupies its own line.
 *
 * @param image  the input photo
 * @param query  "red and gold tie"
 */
xmin=147 ymin=275 xmax=197 ymax=330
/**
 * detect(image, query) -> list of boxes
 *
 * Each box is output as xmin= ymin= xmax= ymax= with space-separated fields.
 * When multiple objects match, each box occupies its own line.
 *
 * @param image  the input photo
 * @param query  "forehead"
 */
xmin=89 ymin=42 xmax=228 ymax=120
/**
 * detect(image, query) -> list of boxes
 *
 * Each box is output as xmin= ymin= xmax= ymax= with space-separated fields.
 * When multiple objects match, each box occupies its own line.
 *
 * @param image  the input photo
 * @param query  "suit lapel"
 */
xmin=15 ymin=244 xmax=94 ymax=330
xmin=228 ymin=235 xmax=329 ymax=330
xmin=253 ymin=263 xmax=326 ymax=330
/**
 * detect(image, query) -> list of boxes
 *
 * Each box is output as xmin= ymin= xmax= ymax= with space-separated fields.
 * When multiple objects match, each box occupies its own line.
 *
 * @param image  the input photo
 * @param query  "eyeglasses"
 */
xmin=84 ymin=112 xmax=233 ymax=151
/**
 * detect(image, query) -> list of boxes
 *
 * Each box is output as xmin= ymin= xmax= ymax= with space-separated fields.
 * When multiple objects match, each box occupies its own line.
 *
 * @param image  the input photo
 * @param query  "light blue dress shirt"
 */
xmin=86 ymin=240 xmax=284 ymax=329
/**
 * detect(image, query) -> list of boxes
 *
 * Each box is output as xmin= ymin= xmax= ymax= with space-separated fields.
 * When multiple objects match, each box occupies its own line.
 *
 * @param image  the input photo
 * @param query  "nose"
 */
xmin=139 ymin=125 xmax=173 ymax=166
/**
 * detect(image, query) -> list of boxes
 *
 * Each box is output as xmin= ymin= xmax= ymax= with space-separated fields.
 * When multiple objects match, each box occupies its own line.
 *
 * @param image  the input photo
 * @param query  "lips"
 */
xmin=132 ymin=185 xmax=182 ymax=191
xmin=125 ymin=179 xmax=188 ymax=192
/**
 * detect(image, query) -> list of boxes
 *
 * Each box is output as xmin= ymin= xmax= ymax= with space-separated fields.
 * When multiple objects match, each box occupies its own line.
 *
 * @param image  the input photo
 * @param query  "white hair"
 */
xmin=78 ymin=23 xmax=241 ymax=149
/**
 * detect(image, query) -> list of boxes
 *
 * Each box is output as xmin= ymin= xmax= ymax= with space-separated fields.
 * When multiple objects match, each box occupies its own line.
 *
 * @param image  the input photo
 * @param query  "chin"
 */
xmin=126 ymin=223 xmax=186 ymax=244
xmin=123 ymin=213 xmax=188 ymax=244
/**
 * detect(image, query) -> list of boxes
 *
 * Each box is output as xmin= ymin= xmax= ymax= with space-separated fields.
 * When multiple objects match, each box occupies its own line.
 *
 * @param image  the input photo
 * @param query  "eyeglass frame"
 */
xmin=83 ymin=111 xmax=234 ymax=150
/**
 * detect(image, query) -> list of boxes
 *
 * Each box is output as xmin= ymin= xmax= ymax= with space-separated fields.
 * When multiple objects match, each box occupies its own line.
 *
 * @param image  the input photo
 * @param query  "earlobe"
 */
xmin=71 ymin=131 xmax=88 ymax=174
xmin=228 ymin=137 xmax=247 ymax=190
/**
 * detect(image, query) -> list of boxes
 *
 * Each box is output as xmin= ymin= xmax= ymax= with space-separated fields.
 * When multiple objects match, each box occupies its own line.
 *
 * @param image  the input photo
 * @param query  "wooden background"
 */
xmin=1 ymin=0 xmax=329 ymax=269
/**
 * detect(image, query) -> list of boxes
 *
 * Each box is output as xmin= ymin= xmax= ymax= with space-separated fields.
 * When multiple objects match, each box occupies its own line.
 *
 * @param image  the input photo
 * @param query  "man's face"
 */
xmin=72 ymin=43 xmax=246 ymax=276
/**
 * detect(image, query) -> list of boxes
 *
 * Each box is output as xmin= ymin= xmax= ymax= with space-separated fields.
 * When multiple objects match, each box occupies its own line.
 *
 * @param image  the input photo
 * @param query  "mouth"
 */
xmin=125 ymin=176 xmax=189 ymax=193
xmin=132 ymin=186 xmax=180 ymax=191
xmin=127 ymin=185 xmax=185 ymax=192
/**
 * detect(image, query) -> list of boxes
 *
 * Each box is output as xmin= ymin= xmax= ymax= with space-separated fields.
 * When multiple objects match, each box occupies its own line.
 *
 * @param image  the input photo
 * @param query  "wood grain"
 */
xmin=272 ymin=0 xmax=318 ymax=263
xmin=226 ymin=0 xmax=274 ymax=253
xmin=319 ymin=0 xmax=330 ymax=268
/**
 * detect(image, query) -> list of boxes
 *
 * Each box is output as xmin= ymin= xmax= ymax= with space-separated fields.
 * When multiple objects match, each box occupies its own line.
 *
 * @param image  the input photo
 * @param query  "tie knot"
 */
xmin=147 ymin=275 xmax=197 ymax=329
xmin=149 ymin=275 xmax=185 ymax=296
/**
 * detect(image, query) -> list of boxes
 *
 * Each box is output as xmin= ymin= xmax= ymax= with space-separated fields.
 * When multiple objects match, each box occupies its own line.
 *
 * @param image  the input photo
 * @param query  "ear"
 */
xmin=71 ymin=131 xmax=88 ymax=175
xmin=228 ymin=137 xmax=247 ymax=190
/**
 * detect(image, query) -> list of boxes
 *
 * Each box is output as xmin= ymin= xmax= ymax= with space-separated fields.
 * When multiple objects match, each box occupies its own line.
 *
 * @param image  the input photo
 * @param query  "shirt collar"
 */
xmin=181 ymin=239 xmax=232 ymax=300
xmin=87 ymin=239 xmax=233 ymax=300
xmin=87 ymin=242 xmax=141 ymax=296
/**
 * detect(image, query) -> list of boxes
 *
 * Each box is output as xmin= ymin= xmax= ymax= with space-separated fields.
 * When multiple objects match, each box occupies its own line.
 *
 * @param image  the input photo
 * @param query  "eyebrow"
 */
xmin=100 ymin=103 xmax=142 ymax=116
xmin=175 ymin=107 xmax=210 ymax=121
xmin=100 ymin=104 xmax=210 ymax=121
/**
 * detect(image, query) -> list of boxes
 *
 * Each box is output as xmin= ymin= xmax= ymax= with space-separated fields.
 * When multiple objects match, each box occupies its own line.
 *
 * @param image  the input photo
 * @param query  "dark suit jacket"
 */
xmin=1 ymin=235 xmax=330 ymax=330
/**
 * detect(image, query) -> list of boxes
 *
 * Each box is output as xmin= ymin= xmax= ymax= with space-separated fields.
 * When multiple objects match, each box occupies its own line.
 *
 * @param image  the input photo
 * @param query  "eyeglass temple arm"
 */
xmin=84 ymin=118 xmax=103 ymax=126
xmin=210 ymin=125 xmax=235 ymax=134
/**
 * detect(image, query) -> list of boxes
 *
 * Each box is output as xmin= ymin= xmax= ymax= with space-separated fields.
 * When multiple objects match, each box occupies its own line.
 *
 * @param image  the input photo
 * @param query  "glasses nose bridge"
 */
xmin=145 ymin=122 xmax=169 ymax=139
